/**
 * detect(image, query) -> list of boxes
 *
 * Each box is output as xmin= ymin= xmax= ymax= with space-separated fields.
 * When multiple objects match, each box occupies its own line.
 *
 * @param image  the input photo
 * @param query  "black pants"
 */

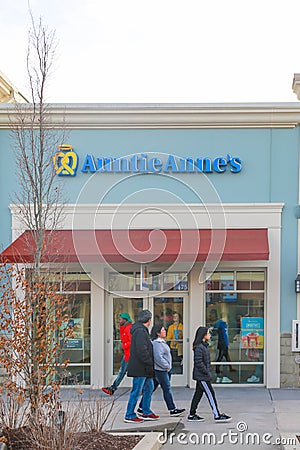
xmin=189 ymin=380 xmax=220 ymax=418
xmin=216 ymin=347 xmax=231 ymax=375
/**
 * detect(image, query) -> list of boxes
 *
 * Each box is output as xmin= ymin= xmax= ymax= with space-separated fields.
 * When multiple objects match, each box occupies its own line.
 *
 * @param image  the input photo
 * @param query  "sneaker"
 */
xmin=137 ymin=407 xmax=143 ymax=414
xmin=187 ymin=414 xmax=205 ymax=422
xmin=124 ymin=416 xmax=144 ymax=423
xmin=214 ymin=413 xmax=232 ymax=423
xmin=216 ymin=377 xmax=222 ymax=383
xmin=140 ymin=413 xmax=159 ymax=421
xmin=170 ymin=408 xmax=185 ymax=417
xmin=247 ymin=375 xmax=260 ymax=383
xmin=101 ymin=386 xmax=114 ymax=395
xmin=221 ymin=376 xmax=233 ymax=383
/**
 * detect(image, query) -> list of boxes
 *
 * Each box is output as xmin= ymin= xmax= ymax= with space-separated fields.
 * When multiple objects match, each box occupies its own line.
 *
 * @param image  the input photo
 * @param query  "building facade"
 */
xmin=1 ymin=99 xmax=300 ymax=389
xmin=0 ymin=71 xmax=28 ymax=103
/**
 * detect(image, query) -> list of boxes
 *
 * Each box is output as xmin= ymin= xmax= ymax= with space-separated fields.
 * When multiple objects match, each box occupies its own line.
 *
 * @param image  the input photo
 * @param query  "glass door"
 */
xmin=112 ymin=297 xmax=143 ymax=382
xmin=105 ymin=267 xmax=189 ymax=387
xmin=106 ymin=294 xmax=187 ymax=387
xmin=151 ymin=295 xmax=187 ymax=386
xmin=106 ymin=296 xmax=146 ymax=387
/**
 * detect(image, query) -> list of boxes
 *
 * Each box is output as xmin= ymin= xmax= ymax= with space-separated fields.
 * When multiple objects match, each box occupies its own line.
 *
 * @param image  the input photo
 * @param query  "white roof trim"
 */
xmin=1 ymin=103 xmax=300 ymax=129
xmin=10 ymin=202 xmax=284 ymax=235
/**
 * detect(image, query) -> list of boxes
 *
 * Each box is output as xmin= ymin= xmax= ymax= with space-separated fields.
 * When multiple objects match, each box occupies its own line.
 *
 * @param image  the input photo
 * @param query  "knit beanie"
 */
xmin=120 ymin=312 xmax=132 ymax=323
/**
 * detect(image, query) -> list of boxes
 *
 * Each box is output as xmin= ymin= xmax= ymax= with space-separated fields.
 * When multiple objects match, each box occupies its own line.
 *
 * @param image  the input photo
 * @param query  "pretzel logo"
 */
xmin=53 ymin=144 xmax=78 ymax=176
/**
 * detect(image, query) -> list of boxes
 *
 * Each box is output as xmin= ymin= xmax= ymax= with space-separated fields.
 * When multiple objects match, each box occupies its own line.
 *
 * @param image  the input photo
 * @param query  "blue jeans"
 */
xmin=154 ymin=370 xmax=176 ymax=411
xmin=112 ymin=356 xmax=128 ymax=391
xmin=139 ymin=371 xmax=175 ymax=411
xmin=139 ymin=370 xmax=176 ymax=411
xmin=125 ymin=377 xmax=154 ymax=419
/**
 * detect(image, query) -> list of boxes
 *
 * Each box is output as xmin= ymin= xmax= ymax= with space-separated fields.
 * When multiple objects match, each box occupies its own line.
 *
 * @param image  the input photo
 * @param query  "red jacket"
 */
xmin=120 ymin=322 xmax=132 ymax=362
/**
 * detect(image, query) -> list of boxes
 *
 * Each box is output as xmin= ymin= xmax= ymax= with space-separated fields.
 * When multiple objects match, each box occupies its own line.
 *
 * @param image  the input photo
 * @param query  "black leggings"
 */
xmin=190 ymin=380 xmax=220 ymax=418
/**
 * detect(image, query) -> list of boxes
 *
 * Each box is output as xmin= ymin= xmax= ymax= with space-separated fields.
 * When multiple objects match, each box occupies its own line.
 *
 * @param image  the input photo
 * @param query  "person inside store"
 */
xmin=246 ymin=347 xmax=263 ymax=383
xmin=207 ymin=308 xmax=218 ymax=328
xmin=188 ymin=326 xmax=232 ymax=423
xmin=214 ymin=315 xmax=235 ymax=383
xmin=160 ymin=307 xmax=173 ymax=328
xmin=245 ymin=308 xmax=264 ymax=383
xmin=166 ymin=312 xmax=183 ymax=369
xmin=124 ymin=309 xmax=159 ymax=423
xmin=138 ymin=323 xmax=185 ymax=417
xmin=102 ymin=312 xmax=132 ymax=396
xmin=235 ymin=314 xmax=242 ymax=335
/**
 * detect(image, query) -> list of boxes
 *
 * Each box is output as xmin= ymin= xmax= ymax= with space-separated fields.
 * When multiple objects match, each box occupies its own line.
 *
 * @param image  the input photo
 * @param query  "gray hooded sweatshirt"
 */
xmin=153 ymin=337 xmax=172 ymax=371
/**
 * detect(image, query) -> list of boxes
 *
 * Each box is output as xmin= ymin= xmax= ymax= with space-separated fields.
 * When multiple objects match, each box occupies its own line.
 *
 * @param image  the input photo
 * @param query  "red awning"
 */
xmin=1 ymin=228 xmax=269 ymax=263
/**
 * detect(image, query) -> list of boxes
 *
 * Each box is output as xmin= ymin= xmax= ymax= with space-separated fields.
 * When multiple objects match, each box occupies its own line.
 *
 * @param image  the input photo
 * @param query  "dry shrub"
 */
xmin=23 ymin=403 xmax=84 ymax=450
xmin=79 ymin=389 xmax=117 ymax=432
xmin=0 ymin=390 xmax=118 ymax=450
xmin=0 ymin=390 xmax=28 ymax=433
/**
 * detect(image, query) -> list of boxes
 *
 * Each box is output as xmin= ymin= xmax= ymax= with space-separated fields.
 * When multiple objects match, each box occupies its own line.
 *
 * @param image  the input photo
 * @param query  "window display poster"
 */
xmin=221 ymin=279 xmax=237 ymax=302
xmin=241 ymin=317 xmax=264 ymax=349
xmin=61 ymin=318 xmax=84 ymax=349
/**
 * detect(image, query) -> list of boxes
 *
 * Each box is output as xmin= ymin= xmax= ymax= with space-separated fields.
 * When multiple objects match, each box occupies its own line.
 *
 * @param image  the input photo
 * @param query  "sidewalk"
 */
xmin=61 ymin=386 xmax=300 ymax=449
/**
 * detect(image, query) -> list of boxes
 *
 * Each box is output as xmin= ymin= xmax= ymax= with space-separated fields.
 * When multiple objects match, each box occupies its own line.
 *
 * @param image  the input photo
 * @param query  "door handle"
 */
xmin=107 ymin=338 xmax=110 ymax=343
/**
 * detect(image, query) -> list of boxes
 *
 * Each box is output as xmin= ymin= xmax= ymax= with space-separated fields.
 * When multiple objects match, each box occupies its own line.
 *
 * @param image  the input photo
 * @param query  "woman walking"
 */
xmin=188 ymin=326 xmax=231 ymax=423
xmin=138 ymin=323 xmax=185 ymax=417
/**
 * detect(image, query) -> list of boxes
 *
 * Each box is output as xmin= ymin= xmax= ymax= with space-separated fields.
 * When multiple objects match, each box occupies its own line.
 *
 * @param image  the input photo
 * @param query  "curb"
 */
xmin=110 ymin=432 xmax=161 ymax=450
xmin=279 ymin=433 xmax=300 ymax=450
xmin=133 ymin=432 xmax=162 ymax=450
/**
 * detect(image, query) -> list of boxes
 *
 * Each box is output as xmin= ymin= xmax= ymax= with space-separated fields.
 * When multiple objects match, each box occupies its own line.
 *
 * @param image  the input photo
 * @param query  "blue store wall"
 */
xmin=1 ymin=126 xmax=299 ymax=332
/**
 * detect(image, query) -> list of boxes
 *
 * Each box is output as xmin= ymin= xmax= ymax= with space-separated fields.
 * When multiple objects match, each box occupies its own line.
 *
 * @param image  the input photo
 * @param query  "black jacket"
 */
xmin=192 ymin=341 xmax=212 ymax=382
xmin=127 ymin=321 xmax=154 ymax=378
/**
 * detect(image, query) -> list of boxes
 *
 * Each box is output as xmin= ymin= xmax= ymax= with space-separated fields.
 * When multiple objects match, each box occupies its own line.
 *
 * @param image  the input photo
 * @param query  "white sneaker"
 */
xmin=247 ymin=375 xmax=260 ymax=383
xmin=216 ymin=377 xmax=222 ymax=383
xmin=221 ymin=376 xmax=233 ymax=383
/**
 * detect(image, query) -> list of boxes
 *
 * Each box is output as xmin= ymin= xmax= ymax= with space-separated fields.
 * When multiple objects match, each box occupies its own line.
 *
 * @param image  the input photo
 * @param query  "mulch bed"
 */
xmin=2 ymin=428 xmax=143 ymax=450
xmin=75 ymin=432 xmax=142 ymax=450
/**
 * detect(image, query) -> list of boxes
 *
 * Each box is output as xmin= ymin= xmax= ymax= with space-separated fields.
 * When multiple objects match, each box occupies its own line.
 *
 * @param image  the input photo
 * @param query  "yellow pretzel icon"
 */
xmin=53 ymin=146 xmax=78 ymax=176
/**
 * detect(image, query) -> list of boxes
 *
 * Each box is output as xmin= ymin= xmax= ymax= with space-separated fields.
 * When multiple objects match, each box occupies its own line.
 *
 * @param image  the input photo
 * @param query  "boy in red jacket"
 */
xmin=102 ymin=313 xmax=132 ymax=395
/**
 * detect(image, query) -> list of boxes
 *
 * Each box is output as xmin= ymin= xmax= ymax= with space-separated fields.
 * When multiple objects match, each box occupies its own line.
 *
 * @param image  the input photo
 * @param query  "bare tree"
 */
xmin=12 ymin=12 xmax=66 ymax=270
xmin=1 ymin=12 xmax=71 ymax=419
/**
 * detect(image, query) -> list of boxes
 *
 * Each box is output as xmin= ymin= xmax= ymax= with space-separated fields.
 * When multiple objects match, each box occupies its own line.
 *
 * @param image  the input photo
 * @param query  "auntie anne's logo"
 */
xmin=53 ymin=144 xmax=78 ymax=176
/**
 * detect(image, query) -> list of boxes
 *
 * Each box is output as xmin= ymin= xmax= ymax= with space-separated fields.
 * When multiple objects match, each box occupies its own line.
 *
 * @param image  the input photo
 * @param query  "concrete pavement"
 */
xmin=60 ymin=386 xmax=300 ymax=449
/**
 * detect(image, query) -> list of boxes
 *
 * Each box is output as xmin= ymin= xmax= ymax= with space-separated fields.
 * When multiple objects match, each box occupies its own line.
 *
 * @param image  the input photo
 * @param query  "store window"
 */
xmin=109 ymin=271 xmax=188 ymax=292
xmin=206 ymin=271 xmax=265 ymax=384
xmin=56 ymin=273 xmax=91 ymax=385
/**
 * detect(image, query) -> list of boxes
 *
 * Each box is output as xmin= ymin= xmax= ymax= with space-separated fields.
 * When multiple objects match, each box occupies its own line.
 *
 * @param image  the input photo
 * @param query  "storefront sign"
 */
xmin=53 ymin=145 xmax=242 ymax=176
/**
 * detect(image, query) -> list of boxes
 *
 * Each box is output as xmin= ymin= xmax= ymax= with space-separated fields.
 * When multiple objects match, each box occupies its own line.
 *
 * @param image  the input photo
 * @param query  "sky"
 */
xmin=1 ymin=0 xmax=300 ymax=104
